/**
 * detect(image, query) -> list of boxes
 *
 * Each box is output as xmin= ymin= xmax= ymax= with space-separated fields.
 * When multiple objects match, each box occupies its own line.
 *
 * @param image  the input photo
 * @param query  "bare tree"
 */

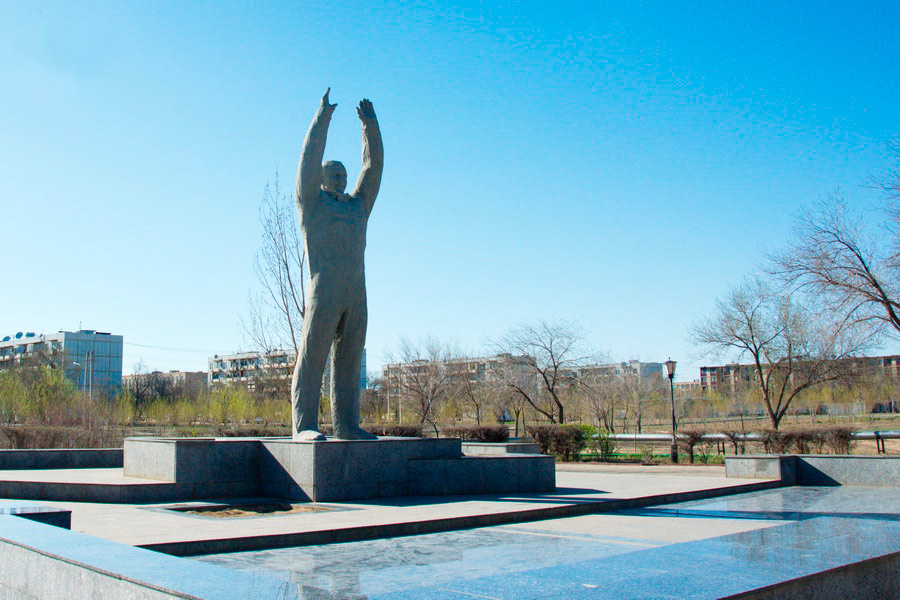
xmin=579 ymin=370 xmax=664 ymax=433
xmin=498 ymin=383 xmax=529 ymax=437
xmin=619 ymin=372 xmax=665 ymax=434
xmin=493 ymin=320 xmax=588 ymax=424
xmin=384 ymin=337 xmax=459 ymax=435
xmin=124 ymin=360 xmax=158 ymax=407
xmin=691 ymin=278 xmax=872 ymax=429
xmin=770 ymin=144 xmax=900 ymax=337
xmin=450 ymin=354 xmax=500 ymax=425
xmin=360 ymin=372 xmax=386 ymax=422
xmin=242 ymin=174 xmax=307 ymax=355
xmin=579 ymin=373 xmax=620 ymax=432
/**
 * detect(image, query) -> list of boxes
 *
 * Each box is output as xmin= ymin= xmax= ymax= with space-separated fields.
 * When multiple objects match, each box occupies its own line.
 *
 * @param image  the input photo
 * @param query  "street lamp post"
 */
xmin=68 ymin=362 xmax=81 ymax=389
xmin=665 ymin=358 xmax=678 ymax=464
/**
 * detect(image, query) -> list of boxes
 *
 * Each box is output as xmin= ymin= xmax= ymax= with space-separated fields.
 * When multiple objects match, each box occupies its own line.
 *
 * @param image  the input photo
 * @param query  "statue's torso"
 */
xmin=300 ymin=191 xmax=368 ymax=289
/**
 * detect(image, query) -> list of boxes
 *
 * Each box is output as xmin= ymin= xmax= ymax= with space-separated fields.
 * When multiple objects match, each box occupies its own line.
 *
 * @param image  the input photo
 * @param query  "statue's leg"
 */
xmin=331 ymin=300 xmax=375 ymax=440
xmin=291 ymin=299 xmax=340 ymax=440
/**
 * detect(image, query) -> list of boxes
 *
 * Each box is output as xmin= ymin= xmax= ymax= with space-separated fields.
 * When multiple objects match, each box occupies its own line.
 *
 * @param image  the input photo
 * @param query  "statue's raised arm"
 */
xmin=352 ymin=98 xmax=383 ymax=216
xmin=296 ymin=88 xmax=337 ymax=207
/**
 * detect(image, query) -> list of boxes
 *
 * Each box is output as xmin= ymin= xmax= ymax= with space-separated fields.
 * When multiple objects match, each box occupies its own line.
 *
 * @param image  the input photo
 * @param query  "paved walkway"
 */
xmin=6 ymin=464 xmax=776 ymax=555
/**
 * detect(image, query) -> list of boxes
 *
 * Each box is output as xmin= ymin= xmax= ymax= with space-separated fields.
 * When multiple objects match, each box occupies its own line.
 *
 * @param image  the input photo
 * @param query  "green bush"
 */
xmin=367 ymin=424 xmax=425 ymax=437
xmin=526 ymin=424 xmax=591 ymax=461
xmin=677 ymin=430 xmax=706 ymax=464
xmin=722 ymin=430 xmax=747 ymax=455
xmin=0 ymin=425 xmax=123 ymax=449
xmin=214 ymin=426 xmax=290 ymax=437
xmin=302 ymin=424 xmax=424 ymax=437
xmin=592 ymin=428 xmax=617 ymax=460
xmin=442 ymin=425 xmax=510 ymax=443
xmin=695 ymin=439 xmax=718 ymax=464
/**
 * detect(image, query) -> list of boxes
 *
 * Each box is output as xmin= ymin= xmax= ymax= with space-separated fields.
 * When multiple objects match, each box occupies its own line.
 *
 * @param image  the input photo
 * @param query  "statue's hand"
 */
xmin=320 ymin=87 xmax=337 ymax=115
xmin=357 ymin=98 xmax=376 ymax=122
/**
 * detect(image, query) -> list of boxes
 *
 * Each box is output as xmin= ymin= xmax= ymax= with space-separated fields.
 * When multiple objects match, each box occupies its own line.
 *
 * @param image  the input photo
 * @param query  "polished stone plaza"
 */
xmin=193 ymin=486 xmax=900 ymax=599
xmin=1 ymin=461 xmax=897 ymax=599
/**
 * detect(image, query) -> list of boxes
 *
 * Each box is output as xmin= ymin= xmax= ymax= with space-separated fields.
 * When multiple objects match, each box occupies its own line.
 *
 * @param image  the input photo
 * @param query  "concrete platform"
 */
xmin=123 ymin=436 xmax=556 ymax=501
xmin=726 ymin=454 xmax=900 ymax=486
xmin=195 ymin=486 xmax=900 ymax=600
xmin=1 ymin=464 xmax=896 ymax=600
xmin=14 ymin=464 xmax=780 ymax=555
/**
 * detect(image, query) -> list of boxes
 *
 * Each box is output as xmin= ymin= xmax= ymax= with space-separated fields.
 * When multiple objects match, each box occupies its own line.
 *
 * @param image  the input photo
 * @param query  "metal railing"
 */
xmin=604 ymin=431 xmax=900 ymax=454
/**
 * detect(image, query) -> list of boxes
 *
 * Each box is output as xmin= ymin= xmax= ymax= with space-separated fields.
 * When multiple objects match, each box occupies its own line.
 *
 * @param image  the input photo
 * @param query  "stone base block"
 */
xmin=258 ymin=437 xmax=464 ymax=501
xmin=461 ymin=442 xmax=541 ymax=455
xmin=409 ymin=455 xmax=555 ymax=496
xmin=725 ymin=454 xmax=900 ymax=486
xmin=123 ymin=436 xmax=555 ymax=502
xmin=124 ymin=437 xmax=259 ymax=497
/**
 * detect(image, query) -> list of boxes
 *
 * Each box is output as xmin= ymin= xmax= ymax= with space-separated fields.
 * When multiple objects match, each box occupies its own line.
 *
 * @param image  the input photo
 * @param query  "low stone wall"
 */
xmin=0 ymin=501 xmax=70 ymax=529
xmin=725 ymin=456 xmax=796 ymax=484
xmin=726 ymin=455 xmax=899 ymax=486
xmin=797 ymin=455 xmax=900 ymax=486
xmin=461 ymin=442 xmax=541 ymax=455
xmin=730 ymin=551 xmax=899 ymax=600
xmin=0 ymin=448 xmax=122 ymax=470
xmin=409 ymin=455 xmax=555 ymax=495
xmin=0 ymin=515 xmax=292 ymax=600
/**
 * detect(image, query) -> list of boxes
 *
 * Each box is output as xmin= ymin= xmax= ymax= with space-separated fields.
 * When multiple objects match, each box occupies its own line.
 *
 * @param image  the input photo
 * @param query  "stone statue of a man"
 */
xmin=291 ymin=88 xmax=383 ymax=441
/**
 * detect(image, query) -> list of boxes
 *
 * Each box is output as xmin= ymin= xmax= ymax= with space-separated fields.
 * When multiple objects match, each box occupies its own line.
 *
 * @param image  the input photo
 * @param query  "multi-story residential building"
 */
xmin=122 ymin=370 xmax=207 ymax=398
xmin=0 ymin=329 xmax=123 ymax=398
xmin=381 ymin=353 xmax=530 ymax=387
xmin=673 ymin=380 xmax=702 ymax=395
xmin=208 ymin=349 xmax=366 ymax=396
xmin=381 ymin=355 xmax=665 ymax=389
xmin=699 ymin=355 xmax=900 ymax=394
xmin=574 ymin=360 xmax=664 ymax=380
xmin=699 ymin=364 xmax=752 ymax=394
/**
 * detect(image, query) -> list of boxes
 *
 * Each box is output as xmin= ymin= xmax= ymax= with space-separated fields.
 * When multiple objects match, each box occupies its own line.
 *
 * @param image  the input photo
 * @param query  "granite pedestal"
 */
xmin=124 ymin=436 xmax=555 ymax=502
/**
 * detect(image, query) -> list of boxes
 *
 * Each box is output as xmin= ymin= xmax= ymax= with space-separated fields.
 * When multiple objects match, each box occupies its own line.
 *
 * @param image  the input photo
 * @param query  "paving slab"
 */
xmin=2 ymin=464 xmax=896 ymax=600
xmin=2 ymin=464 xmax=779 ymax=555
xmin=192 ymin=486 xmax=900 ymax=600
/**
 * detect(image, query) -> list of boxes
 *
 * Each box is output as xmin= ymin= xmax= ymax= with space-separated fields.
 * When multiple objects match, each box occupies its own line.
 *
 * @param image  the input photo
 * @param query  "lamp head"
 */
xmin=664 ymin=358 xmax=676 ymax=379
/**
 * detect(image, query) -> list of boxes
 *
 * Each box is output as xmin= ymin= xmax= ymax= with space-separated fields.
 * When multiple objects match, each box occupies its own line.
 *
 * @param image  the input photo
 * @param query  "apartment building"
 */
xmin=381 ymin=354 xmax=665 ymax=389
xmin=208 ymin=349 xmax=366 ymax=396
xmin=574 ymin=360 xmax=664 ymax=380
xmin=0 ymin=329 xmax=123 ymax=398
xmin=122 ymin=370 xmax=207 ymax=398
xmin=381 ymin=353 xmax=529 ymax=386
xmin=700 ymin=355 xmax=900 ymax=394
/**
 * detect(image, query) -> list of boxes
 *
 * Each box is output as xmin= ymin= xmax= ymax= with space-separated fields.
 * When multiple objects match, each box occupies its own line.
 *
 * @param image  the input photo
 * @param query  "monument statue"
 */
xmin=291 ymin=88 xmax=383 ymax=441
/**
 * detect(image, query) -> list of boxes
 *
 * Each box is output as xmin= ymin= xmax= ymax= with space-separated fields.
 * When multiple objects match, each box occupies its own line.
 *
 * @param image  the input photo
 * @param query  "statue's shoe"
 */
xmin=333 ymin=426 xmax=378 ymax=440
xmin=295 ymin=429 xmax=327 ymax=441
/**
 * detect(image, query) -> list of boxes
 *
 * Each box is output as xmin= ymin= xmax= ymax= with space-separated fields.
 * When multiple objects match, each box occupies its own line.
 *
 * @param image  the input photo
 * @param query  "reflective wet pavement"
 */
xmin=194 ymin=486 xmax=899 ymax=599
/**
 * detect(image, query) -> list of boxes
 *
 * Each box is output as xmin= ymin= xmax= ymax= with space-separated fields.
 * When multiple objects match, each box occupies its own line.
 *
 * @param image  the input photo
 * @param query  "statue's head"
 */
xmin=322 ymin=161 xmax=347 ymax=194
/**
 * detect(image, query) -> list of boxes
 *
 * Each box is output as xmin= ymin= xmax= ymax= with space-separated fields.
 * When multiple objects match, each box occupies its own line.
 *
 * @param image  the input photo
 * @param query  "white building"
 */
xmin=208 ymin=349 xmax=366 ymax=396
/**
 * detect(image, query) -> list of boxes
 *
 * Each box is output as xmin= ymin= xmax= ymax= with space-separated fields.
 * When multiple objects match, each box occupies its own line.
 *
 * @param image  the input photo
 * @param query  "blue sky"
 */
xmin=2 ymin=2 xmax=898 ymax=380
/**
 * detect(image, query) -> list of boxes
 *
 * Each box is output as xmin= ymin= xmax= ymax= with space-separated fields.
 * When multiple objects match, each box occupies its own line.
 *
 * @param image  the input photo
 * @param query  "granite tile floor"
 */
xmin=14 ymin=467 xmax=771 ymax=548
xmin=194 ymin=486 xmax=899 ymax=599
